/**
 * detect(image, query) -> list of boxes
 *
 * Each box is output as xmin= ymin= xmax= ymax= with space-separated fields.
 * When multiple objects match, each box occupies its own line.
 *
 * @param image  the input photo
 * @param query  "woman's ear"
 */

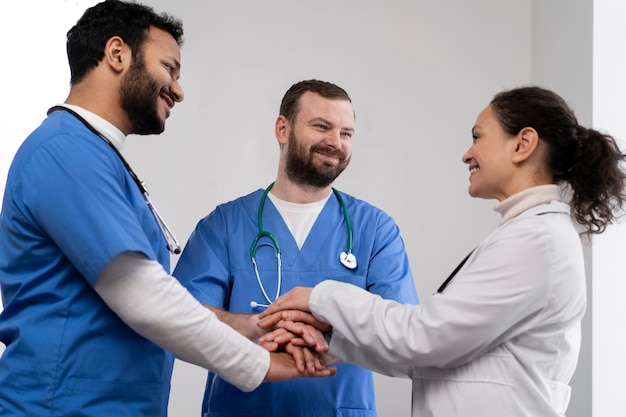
xmin=512 ymin=127 xmax=539 ymax=164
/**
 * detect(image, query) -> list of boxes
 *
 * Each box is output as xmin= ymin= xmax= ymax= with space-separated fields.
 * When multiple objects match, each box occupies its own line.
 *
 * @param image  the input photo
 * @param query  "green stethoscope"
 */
xmin=249 ymin=182 xmax=356 ymax=308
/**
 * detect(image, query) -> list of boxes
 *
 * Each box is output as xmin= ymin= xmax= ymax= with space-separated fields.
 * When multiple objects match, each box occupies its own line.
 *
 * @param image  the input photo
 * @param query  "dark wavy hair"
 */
xmin=66 ymin=0 xmax=184 ymax=84
xmin=279 ymin=79 xmax=352 ymax=125
xmin=491 ymin=86 xmax=626 ymax=235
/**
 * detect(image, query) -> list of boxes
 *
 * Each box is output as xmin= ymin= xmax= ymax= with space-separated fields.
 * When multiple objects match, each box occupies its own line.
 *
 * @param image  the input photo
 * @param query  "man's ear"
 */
xmin=104 ymin=36 xmax=129 ymax=73
xmin=275 ymin=115 xmax=289 ymax=146
xmin=511 ymin=127 xmax=539 ymax=164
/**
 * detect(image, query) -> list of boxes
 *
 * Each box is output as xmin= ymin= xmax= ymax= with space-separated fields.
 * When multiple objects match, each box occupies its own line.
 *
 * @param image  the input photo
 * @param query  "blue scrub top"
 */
xmin=174 ymin=188 xmax=419 ymax=417
xmin=0 ymin=111 xmax=173 ymax=416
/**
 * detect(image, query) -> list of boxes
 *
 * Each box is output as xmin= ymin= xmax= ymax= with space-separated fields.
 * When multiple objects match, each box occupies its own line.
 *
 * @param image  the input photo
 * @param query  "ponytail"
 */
xmin=568 ymin=127 xmax=626 ymax=235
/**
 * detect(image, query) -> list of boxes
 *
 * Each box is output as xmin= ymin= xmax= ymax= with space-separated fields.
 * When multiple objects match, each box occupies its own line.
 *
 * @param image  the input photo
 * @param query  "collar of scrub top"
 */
xmin=249 ymin=182 xmax=357 ymax=309
xmin=46 ymin=105 xmax=181 ymax=255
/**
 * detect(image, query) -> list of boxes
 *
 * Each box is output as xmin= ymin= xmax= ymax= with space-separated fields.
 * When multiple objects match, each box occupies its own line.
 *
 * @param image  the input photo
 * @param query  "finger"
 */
xmin=265 ymin=352 xmax=334 ymax=382
xmin=288 ymin=337 xmax=308 ymax=347
xmin=285 ymin=342 xmax=306 ymax=373
xmin=313 ymin=354 xmax=326 ymax=372
xmin=318 ymin=365 xmax=337 ymax=377
xmin=257 ymin=311 xmax=284 ymax=329
xmin=281 ymin=310 xmax=331 ymax=332
xmin=273 ymin=319 xmax=307 ymax=337
xmin=272 ymin=321 xmax=328 ymax=351
xmin=303 ymin=324 xmax=329 ymax=352
xmin=271 ymin=330 xmax=297 ymax=345
xmin=258 ymin=327 xmax=288 ymax=343
xmin=257 ymin=340 xmax=278 ymax=352
xmin=301 ymin=346 xmax=316 ymax=375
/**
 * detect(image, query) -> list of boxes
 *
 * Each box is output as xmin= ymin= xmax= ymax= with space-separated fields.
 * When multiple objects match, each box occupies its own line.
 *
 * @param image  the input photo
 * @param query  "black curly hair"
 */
xmin=491 ymin=86 xmax=626 ymax=235
xmin=66 ymin=0 xmax=184 ymax=84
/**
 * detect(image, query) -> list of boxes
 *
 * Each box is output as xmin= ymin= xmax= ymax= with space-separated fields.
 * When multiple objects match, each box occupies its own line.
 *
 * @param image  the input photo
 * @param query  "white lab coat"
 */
xmin=310 ymin=185 xmax=585 ymax=417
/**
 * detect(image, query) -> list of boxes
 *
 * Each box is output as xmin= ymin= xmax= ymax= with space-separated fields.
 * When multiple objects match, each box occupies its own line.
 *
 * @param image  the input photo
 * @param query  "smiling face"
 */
xmin=119 ymin=26 xmax=183 ymax=135
xmin=282 ymin=92 xmax=354 ymax=188
xmin=462 ymin=104 xmax=518 ymax=201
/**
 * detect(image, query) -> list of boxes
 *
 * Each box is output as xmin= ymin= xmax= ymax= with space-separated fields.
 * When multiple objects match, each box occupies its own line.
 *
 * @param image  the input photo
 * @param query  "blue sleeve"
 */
xmin=173 ymin=208 xmax=231 ymax=308
xmin=19 ymin=128 xmax=160 ymax=286
xmin=366 ymin=213 xmax=419 ymax=304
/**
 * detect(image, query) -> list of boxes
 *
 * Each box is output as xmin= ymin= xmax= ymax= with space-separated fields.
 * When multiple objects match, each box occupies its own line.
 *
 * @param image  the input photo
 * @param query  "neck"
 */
xmin=65 ymin=81 xmax=131 ymax=135
xmin=269 ymin=178 xmax=333 ymax=204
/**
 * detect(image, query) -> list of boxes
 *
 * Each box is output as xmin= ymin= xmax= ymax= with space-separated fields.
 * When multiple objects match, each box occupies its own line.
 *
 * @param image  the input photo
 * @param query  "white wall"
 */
xmin=0 ymin=0 xmax=99 ymax=215
xmin=2 ymin=1 xmax=608 ymax=417
xmin=591 ymin=1 xmax=626 ymax=416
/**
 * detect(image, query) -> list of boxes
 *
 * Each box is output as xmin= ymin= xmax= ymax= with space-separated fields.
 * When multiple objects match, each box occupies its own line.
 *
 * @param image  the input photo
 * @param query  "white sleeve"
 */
xmin=310 ymin=280 xmax=418 ymax=378
xmin=310 ymin=225 xmax=554 ymax=375
xmin=94 ymin=252 xmax=269 ymax=392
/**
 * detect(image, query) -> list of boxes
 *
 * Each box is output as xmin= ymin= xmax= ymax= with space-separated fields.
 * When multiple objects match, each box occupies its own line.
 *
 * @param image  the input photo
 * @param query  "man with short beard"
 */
xmin=0 ymin=3 xmax=331 ymax=417
xmin=174 ymin=79 xmax=419 ymax=417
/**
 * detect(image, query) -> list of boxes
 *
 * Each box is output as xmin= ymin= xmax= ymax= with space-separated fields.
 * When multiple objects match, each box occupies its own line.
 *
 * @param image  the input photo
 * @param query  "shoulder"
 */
xmin=338 ymin=192 xmax=401 ymax=239
xmin=499 ymin=201 xmax=576 ymax=246
xmin=214 ymin=189 xmax=264 ymax=212
xmin=333 ymin=190 xmax=391 ymax=219
xmin=194 ymin=188 xmax=264 ymax=229
xmin=479 ymin=201 xmax=581 ymax=285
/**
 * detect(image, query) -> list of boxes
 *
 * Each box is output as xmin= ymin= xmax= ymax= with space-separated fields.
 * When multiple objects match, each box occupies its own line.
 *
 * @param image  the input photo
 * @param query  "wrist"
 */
xmin=206 ymin=305 xmax=263 ymax=340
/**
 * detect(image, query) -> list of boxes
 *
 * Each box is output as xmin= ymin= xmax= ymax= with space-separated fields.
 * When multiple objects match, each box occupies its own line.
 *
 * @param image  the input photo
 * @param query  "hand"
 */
xmin=264 ymin=351 xmax=336 ymax=382
xmin=258 ymin=318 xmax=329 ymax=352
xmin=258 ymin=310 xmax=331 ymax=333
xmin=258 ymin=286 xmax=314 ymax=318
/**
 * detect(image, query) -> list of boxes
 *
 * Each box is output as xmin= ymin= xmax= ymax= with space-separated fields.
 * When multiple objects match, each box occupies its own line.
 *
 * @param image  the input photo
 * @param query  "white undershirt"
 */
xmin=268 ymin=192 xmax=330 ymax=249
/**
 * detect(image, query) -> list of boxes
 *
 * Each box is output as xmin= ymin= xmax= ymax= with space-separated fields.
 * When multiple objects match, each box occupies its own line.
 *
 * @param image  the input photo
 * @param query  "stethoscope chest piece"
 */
xmin=340 ymin=251 xmax=357 ymax=270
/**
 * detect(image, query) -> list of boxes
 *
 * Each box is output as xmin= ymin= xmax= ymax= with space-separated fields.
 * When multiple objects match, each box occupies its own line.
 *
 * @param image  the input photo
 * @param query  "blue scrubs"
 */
xmin=0 ymin=111 xmax=173 ymax=416
xmin=174 ymin=189 xmax=419 ymax=417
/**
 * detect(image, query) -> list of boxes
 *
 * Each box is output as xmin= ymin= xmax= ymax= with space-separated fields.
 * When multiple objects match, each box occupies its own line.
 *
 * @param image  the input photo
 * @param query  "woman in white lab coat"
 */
xmin=259 ymin=86 xmax=626 ymax=417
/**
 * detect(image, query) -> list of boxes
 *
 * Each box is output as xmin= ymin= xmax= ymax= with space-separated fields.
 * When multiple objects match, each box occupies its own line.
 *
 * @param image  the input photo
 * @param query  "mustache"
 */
xmin=159 ymin=88 xmax=175 ymax=106
xmin=310 ymin=144 xmax=346 ymax=160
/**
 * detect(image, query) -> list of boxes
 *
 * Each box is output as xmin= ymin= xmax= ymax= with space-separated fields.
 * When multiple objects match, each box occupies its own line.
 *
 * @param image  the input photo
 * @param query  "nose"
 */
xmin=324 ymin=128 xmax=342 ymax=148
xmin=462 ymin=147 xmax=472 ymax=164
xmin=170 ymin=80 xmax=184 ymax=103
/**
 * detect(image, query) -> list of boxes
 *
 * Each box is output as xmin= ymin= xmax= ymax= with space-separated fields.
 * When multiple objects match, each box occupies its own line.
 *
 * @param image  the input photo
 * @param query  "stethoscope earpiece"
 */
xmin=250 ymin=301 xmax=270 ymax=309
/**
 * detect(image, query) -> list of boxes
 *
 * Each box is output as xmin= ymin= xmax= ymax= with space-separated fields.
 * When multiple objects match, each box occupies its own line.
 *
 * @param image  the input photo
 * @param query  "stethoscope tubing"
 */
xmin=249 ymin=182 xmax=355 ymax=308
xmin=47 ymin=106 xmax=181 ymax=254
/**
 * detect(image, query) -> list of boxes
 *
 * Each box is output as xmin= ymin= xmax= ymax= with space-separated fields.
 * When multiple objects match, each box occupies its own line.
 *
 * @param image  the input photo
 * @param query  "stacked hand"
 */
xmin=258 ymin=287 xmax=337 ymax=381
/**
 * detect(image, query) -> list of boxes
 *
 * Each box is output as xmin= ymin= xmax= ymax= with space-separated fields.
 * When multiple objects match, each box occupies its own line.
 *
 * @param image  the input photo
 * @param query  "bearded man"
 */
xmin=174 ymin=79 xmax=419 ymax=417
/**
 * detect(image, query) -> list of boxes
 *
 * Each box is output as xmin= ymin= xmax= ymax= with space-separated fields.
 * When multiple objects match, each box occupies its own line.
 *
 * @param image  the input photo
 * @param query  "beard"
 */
xmin=119 ymin=55 xmax=165 ymax=135
xmin=285 ymin=129 xmax=350 ymax=187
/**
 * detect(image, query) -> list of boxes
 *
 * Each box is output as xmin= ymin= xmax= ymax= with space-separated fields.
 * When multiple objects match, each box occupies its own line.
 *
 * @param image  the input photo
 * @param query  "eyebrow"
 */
xmin=308 ymin=117 xmax=355 ymax=132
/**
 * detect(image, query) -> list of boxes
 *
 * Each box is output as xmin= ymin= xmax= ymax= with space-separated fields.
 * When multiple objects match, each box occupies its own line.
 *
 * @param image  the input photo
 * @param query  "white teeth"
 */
xmin=470 ymin=167 xmax=479 ymax=174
